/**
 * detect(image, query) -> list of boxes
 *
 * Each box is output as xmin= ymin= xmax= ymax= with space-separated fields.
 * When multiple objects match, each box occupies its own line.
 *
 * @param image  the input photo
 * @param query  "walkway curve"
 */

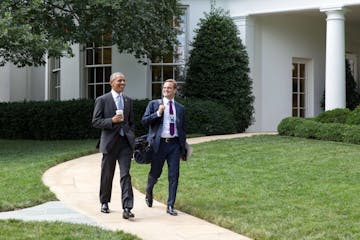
xmin=42 ymin=132 xmax=276 ymax=240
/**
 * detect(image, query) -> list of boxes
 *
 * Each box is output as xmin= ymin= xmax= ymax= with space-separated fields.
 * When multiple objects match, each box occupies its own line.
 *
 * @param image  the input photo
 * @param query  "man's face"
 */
xmin=110 ymin=75 xmax=126 ymax=93
xmin=162 ymin=81 xmax=177 ymax=99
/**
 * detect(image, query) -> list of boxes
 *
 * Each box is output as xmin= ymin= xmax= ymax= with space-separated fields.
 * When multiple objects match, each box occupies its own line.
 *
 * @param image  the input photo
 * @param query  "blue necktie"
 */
xmin=117 ymin=94 xmax=123 ymax=110
xmin=117 ymin=95 xmax=124 ymax=136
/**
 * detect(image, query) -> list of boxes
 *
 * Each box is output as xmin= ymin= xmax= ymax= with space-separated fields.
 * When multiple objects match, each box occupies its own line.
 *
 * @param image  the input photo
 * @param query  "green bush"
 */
xmin=278 ymin=116 xmax=360 ymax=144
xmin=293 ymin=119 xmax=321 ymax=139
xmin=184 ymin=8 xmax=254 ymax=132
xmin=346 ymin=108 xmax=360 ymax=125
xmin=315 ymin=108 xmax=351 ymax=124
xmin=0 ymin=98 xmax=236 ymax=140
xmin=315 ymin=122 xmax=345 ymax=142
xmin=179 ymin=98 xmax=236 ymax=135
xmin=343 ymin=124 xmax=360 ymax=144
xmin=277 ymin=117 xmax=305 ymax=136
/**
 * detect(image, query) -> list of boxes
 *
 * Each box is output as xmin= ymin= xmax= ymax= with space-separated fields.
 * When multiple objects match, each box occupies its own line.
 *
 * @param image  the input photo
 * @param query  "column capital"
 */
xmin=320 ymin=6 xmax=347 ymax=20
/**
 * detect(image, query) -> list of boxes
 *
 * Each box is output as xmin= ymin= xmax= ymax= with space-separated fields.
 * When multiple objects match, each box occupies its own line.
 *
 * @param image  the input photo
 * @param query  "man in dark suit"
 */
xmin=92 ymin=72 xmax=135 ymax=219
xmin=141 ymin=79 xmax=186 ymax=216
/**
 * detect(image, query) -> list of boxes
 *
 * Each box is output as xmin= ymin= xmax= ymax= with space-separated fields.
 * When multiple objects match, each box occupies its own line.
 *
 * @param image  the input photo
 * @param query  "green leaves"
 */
xmin=184 ymin=8 xmax=254 ymax=132
xmin=0 ymin=0 xmax=181 ymax=66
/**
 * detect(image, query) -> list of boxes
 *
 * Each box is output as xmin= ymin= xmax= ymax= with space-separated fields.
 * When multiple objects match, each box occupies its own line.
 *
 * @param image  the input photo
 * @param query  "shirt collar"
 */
xmin=111 ymin=89 xmax=122 ymax=98
xmin=163 ymin=97 xmax=174 ymax=105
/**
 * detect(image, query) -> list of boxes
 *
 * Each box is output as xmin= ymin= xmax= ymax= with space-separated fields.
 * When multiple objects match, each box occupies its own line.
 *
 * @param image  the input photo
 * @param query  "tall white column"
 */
xmin=321 ymin=7 xmax=346 ymax=110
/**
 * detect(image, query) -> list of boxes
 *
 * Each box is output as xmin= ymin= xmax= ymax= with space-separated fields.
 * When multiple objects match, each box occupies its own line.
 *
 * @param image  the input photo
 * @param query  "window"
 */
xmin=292 ymin=62 xmax=306 ymax=117
xmin=85 ymin=33 xmax=112 ymax=99
xmin=150 ymin=7 xmax=188 ymax=99
xmin=50 ymin=57 xmax=61 ymax=100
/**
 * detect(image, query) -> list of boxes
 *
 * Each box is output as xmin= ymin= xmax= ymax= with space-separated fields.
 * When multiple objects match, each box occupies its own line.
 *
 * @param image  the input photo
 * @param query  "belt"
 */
xmin=161 ymin=137 xmax=179 ymax=143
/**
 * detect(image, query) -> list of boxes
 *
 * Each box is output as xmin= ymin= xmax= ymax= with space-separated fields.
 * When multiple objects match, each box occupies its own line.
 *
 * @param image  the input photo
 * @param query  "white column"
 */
xmin=321 ymin=7 xmax=346 ymax=110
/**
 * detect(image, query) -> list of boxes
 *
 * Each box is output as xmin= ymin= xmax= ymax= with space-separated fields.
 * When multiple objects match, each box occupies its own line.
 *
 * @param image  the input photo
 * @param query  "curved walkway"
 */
xmin=3 ymin=132 xmax=276 ymax=240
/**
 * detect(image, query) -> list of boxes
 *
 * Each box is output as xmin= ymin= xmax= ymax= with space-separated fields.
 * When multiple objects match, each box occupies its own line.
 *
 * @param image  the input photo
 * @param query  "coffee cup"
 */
xmin=116 ymin=110 xmax=123 ymax=116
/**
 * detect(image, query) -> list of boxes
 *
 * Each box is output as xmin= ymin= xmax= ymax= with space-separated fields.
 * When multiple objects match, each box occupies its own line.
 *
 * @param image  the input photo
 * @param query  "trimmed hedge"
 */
xmin=315 ymin=108 xmax=351 ymax=124
xmin=278 ymin=117 xmax=360 ymax=144
xmin=0 ymin=98 xmax=235 ymax=140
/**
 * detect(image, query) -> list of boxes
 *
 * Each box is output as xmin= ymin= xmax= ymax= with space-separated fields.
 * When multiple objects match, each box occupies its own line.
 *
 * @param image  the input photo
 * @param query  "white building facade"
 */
xmin=1 ymin=0 xmax=360 ymax=132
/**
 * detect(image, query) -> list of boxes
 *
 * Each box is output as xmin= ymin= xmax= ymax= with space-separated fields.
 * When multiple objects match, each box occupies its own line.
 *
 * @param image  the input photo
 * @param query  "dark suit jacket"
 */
xmin=141 ymin=99 xmax=186 ymax=154
xmin=92 ymin=92 xmax=135 ymax=153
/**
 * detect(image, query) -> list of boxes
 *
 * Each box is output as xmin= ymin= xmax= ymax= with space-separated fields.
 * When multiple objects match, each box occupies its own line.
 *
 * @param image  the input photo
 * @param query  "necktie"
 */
xmin=169 ymin=100 xmax=175 ymax=136
xmin=117 ymin=94 xmax=124 ymax=136
xmin=117 ymin=94 xmax=123 ymax=110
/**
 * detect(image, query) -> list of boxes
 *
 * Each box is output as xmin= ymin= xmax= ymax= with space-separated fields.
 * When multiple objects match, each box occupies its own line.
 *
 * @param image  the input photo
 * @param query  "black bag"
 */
xmin=133 ymin=135 xmax=153 ymax=164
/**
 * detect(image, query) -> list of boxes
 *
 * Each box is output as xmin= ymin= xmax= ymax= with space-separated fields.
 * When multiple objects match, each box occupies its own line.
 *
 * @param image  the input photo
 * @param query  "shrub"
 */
xmin=0 ymin=98 xmax=237 ymax=140
xmin=184 ymin=8 xmax=254 ymax=132
xmin=179 ymin=98 xmax=236 ymax=135
xmin=277 ymin=117 xmax=305 ymax=136
xmin=315 ymin=122 xmax=345 ymax=142
xmin=293 ymin=119 xmax=321 ymax=139
xmin=315 ymin=108 xmax=351 ymax=124
xmin=346 ymin=108 xmax=360 ymax=125
xmin=278 ymin=116 xmax=360 ymax=145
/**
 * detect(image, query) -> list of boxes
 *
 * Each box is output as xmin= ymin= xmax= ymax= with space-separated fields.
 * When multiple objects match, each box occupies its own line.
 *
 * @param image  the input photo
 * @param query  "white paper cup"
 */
xmin=116 ymin=110 xmax=123 ymax=115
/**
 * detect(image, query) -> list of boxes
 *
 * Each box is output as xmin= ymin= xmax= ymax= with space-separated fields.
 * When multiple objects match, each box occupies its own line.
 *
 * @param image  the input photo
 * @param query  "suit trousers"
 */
xmin=100 ymin=134 xmax=134 ymax=210
xmin=149 ymin=139 xmax=181 ymax=207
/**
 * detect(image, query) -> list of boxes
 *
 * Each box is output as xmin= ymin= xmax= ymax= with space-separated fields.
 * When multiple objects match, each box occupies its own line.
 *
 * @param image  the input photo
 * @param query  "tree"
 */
xmin=184 ymin=8 xmax=254 ymax=132
xmin=0 ymin=0 xmax=181 ymax=67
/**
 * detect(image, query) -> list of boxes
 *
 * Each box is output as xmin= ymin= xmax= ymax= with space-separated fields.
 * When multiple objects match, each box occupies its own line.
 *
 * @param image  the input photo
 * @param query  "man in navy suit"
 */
xmin=141 ymin=79 xmax=186 ymax=216
xmin=92 ymin=72 xmax=135 ymax=219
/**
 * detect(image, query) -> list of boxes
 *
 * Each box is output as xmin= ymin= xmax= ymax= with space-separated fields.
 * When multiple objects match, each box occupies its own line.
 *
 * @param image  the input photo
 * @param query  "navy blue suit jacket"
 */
xmin=141 ymin=99 xmax=186 ymax=154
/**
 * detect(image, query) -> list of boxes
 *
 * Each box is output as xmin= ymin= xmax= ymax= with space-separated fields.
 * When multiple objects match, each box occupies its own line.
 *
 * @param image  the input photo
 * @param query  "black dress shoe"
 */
xmin=145 ymin=192 xmax=153 ymax=207
xmin=123 ymin=208 xmax=135 ymax=219
xmin=166 ymin=206 xmax=178 ymax=216
xmin=101 ymin=203 xmax=110 ymax=213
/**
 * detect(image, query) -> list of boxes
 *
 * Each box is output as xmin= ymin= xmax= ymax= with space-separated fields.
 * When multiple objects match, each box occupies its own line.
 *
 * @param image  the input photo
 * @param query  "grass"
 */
xmin=0 ymin=138 xmax=140 ymax=240
xmin=1 ymin=135 xmax=360 ymax=239
xmin=0 ymin=219 xmax=140 ymax=240
xmin=0 ymin=139 xmax=98 ymax=210
xmin=131 ymin=135 xmax=360 ymax=240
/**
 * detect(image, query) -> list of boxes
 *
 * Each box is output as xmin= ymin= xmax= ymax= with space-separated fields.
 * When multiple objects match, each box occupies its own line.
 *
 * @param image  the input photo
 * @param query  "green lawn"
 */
xmin=131 ymin=135 xmax=360 ymax=240
xmin=1 ymin=135 xmax=360 ymax=239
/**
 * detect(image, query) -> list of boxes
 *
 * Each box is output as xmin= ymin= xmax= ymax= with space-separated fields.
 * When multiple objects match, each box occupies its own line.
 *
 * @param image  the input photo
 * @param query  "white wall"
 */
xmin=252 ymin=13 xmax=326 ymax=131
xmin=112 ymin=47 xmax=148 ymax=99
xmin=61 ymin=44 xmax=81 ymax=100
xmin=29 ymin=66 xmax=45 ymax=101
xmin=0 ymin=64 xmax=10 ymax=102
xmin=223 ymin=0 xmax=360 ymax=16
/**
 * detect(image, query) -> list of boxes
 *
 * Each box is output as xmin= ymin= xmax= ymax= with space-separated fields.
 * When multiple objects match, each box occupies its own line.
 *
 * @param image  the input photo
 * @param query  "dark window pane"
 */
xmin=300 ymin=94 xmax=305 ymax=107
xmin=152 ymin=66 xmax=162 ymax=82
xmin=95 ymin=49 xmax=102 ymax=64
xmin=86 ymin=49 xmax=93 ymax=65
xmin=103 ymin=48 xmax=112 ymax=64
xmin=300 ymin=109 xmax=305 ymax=117
xmin=292 ymin=108 xmax=297 ymax=117
xmin=292 ymin=63 xmax=298 ymax=78
xmin=292 ymin=78 xmax=298 ymax=93
xmin=96 ymin=85 xmax=103 ymax=98
xmin=88 ymin=69 xmax=95 ymax=84
xmin=300 ymin=64 xmax=305 ymax=78
xmin=163 ymin=66 xmax=174 ymax=80
xmin=293 ymin=94 xmax=298 ymax=107
xmin=96 ymin=68 xmax=104 ymax=83
xmin=105 ymin=67 xmax=112 ymax=82
xmin=88 ymin=85 xmax=94 ymax=99
xmin=300 ymin=78 xmax=305 ymax=92
xmin=152 ymin=83 xmax=162 ymax=99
